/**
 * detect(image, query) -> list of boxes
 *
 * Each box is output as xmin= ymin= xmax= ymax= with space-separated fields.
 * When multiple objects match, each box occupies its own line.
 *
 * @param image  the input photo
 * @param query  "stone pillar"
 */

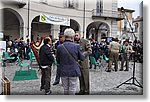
xmin=51 ymin=25 xmax=60 ymax=39
xmin=79 ymin=28 xmax=85 ymax=38
xmin=0 ymin=1 xmax=3 ymax=94
xmin=22 ymin=24 xmax=31 ymax=43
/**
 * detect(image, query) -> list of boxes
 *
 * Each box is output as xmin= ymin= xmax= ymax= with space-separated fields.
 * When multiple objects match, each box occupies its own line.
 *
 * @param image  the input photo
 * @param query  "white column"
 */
xmin=22 ymin=24 xmax=31 ymax=43
xmin=51 ymin=25 xmax=60 ymax=39
xmin=79 ymin=28 xmax=85 ymax=38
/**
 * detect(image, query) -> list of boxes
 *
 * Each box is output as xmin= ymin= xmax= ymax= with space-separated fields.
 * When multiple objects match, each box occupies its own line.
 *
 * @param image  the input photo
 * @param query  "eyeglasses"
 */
xmin=59 ymin=36 xmax=62 ymax=38
xmin=75 ymin=35 xmax=78 ymax=37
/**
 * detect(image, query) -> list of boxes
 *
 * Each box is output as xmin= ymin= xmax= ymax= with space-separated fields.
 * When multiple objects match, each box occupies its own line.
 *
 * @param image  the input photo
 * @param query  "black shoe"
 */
xmin=40 ymin=87 xmax=45 ymax=91
xmin=75 ymin=91 xmax=85 ymax=95
xmin=106 ymin=70 xmax=111 ymax=72
xmin=84 ymin=92 xmax=89 ymax=95
xmin=119 ymin=69 xmax=123 ymax=71
xmin=124 ymin=69 xmax=129 ymax=71
xmin=45 ymin=90 xmax=52 ymax=95
xmin=52 ymin=82 xmax=59 ymax=85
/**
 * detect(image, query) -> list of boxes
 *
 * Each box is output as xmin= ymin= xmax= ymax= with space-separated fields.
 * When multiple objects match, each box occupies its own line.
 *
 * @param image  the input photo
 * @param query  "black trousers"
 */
xmin=41 ymin=66 xmax=51 ymax=92
xmin=54 ymin=65 xmax=60 ymax=83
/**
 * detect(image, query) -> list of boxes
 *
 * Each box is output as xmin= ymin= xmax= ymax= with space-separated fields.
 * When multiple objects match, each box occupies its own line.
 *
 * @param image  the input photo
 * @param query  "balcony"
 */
xmin=1 ymin=0 xmax=26 ymax=8
xmin=92 ymin=9 xmax=124 ymax=21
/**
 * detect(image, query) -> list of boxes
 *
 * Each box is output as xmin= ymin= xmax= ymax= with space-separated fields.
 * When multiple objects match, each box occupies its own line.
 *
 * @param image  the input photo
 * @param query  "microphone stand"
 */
xmin=116 ymin=7 xmax=143 ymax=88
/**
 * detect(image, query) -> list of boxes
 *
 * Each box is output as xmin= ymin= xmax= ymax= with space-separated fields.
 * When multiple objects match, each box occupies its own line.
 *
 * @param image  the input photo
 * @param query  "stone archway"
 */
xmin=60 ymin=19 xmax=80 ymax=32
xmin=3 ymin=8 xmax=24 ymax=41
xmin=97 ymin=22 xmax=110 ymax=40
xmin=86 ymin=21 xmax=110 ymax=41
xmin=31 ymin=15 xmax=52 ymax=42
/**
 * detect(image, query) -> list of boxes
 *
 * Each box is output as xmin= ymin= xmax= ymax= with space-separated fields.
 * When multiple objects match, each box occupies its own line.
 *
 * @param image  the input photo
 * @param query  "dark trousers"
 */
xmin=121 ymin=53 xmax=129 ymax=70
xmin=41 ymin=66 xmax=51 ymax=92
xmin=54 ymin=65 xmax=60 ymax=83
xmin=108 ymin=51 xmax=119 ymax=71
xmin=79 ymin=68 xmax=89 ymax=94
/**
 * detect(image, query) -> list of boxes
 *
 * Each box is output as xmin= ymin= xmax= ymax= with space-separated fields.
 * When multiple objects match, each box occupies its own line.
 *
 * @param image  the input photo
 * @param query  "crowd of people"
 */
xmin=4 ymin=28 xmax=143 ymax=95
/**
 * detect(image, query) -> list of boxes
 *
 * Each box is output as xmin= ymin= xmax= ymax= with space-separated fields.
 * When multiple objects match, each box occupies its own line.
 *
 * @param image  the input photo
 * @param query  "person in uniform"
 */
xmin=120 ymin=40 xmax=134 ymax=71
xmin=107 ymin=38 xmax=120 ymax=72
xmin=53 ymin=32 xmax=65 ymax=85
xmin=74 ymin=32 xmax=92 ymax=95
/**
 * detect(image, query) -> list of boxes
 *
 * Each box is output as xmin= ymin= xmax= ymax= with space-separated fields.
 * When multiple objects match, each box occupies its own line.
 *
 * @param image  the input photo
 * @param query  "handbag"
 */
xmin=62 ymin=44 xmax=81 ymax=67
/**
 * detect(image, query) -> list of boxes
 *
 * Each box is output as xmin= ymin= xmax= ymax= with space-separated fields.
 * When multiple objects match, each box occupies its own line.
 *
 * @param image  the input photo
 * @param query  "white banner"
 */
xmin=39 ymin=14 xmax=70 ymax=26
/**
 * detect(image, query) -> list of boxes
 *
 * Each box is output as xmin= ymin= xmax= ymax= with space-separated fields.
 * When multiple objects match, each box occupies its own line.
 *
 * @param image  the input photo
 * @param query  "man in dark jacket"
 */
xmin=56 ymin=28 xmax=85 ymax=95
xmin=39 ymin=37 xmax=54 ymax=95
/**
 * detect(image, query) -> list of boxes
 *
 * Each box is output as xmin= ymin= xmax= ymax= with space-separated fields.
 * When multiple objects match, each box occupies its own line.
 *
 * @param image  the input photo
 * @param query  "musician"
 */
xmin=39 ymin=37 xmax=54 ymax=95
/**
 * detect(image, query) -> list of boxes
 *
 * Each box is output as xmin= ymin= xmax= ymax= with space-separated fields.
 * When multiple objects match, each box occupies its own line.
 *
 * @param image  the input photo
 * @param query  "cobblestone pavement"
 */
xmin=3 ymin=60 xmax=143 ymax=95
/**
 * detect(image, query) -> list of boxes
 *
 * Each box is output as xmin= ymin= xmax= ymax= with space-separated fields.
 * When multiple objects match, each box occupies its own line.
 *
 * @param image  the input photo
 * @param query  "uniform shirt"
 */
xmin=110 ymin=41 xmax=120 ymax=53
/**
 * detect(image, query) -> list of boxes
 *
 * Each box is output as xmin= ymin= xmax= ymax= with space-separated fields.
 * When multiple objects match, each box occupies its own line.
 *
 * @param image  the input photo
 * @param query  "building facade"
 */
xmin=0 ymin=0 xmax=123 ymax=42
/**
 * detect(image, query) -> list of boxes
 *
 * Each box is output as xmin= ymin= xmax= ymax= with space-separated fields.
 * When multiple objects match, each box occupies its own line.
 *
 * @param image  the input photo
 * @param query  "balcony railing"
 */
xmin=92 ymin=9 xmax=124 ymax=20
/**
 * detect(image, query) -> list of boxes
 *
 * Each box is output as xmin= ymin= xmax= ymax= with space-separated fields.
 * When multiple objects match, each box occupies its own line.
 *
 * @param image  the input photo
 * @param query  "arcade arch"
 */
xmin=3 ymin=8 xmax=24 ymax=41
xmin=86 ymin=21 xmax=110 ymax=41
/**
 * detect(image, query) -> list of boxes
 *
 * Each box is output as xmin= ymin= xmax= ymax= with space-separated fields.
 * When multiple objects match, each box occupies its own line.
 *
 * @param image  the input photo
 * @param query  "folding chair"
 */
xmin=89 ymin=56 xmax=101 ymax=69
xmin=99 ymin=55 xmax=109 ymax=70
xmin=28 ymin=52 xmax=36 ymax=68
xmin=3 ymin=52 xmax=15 ymax=62
xmin=17 ymin=56 xmax=30 ymax=74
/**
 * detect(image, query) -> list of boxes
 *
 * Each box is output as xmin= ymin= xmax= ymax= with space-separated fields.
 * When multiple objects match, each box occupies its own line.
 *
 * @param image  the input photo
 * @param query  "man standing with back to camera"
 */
xmin=74 ymin=32 xmax=92 ymax=95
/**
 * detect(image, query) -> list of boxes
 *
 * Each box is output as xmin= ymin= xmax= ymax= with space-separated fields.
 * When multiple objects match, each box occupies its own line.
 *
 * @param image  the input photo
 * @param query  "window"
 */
xmin=134 ymin=23 xmax=138 ymax=33
xmin=96 ymin=0 xmax=103 ymax=15
xmin=64 ymin=0 xmax=79 ymax=9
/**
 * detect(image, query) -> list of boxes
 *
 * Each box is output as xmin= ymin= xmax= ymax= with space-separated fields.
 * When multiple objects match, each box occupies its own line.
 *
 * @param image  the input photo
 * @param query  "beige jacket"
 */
xmin=110 ymin=41 xmax=120 ymax=53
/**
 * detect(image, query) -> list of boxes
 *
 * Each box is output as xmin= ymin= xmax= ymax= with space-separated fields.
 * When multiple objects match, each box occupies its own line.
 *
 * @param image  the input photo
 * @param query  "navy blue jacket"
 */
xmin=39 ymin=44 xmax=54 ymax=66
xmin=56 ymin=41 xmax=84 ymax=77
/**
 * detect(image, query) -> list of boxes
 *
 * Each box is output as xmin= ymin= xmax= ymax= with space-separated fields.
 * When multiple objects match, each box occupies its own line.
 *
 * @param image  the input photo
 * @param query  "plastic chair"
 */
xmin=28 ymin=52 xmax=36 ymax=63
xmin=104 ymin=55 xmax=109 ymax=62
xmin=99 ymin=55 xmax=109 ymax=70
xmin=17 ymin=56 xmax=30 ymax=74
xmin=4 ymin=52 xmax=15 ymax=61
xmin=89 ymin=56 xmax=101 ymax=69
xmin=30 ymin=50 xmax=36 ymax=60
xmin=28 ymin=52 xmax=36 ymax=67
xmin=53 ymin=57 xmax=57 ymax=65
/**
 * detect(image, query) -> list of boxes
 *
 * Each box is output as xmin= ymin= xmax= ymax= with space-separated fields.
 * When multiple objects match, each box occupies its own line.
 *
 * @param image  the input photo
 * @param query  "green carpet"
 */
xmin=13 ymin=69 xmax=38 ymax=81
